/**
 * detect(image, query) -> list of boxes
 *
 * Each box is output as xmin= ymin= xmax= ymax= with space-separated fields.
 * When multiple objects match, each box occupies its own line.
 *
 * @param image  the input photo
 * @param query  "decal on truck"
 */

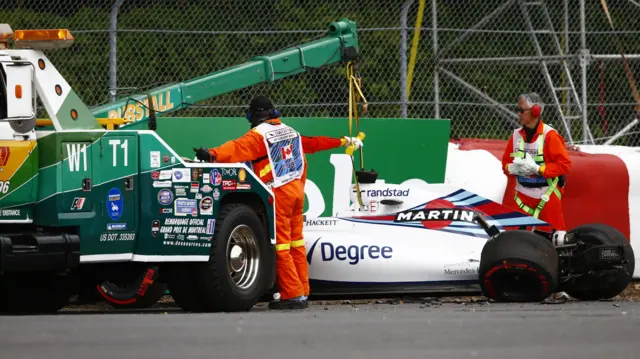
xmin=70 ymin=197 xmax=86 ymax=210
xmin=0 ymin=146 xmax=10 ymax=167
xmin=66 ymin=143 xmax=88 ymax=172
xmin=158 ymin=217 xmax=214 ymax=248
xmin=174 ymin=198 xmax=198 ymax=217
xmin=221 ymin=168 xmax=237 ymax=177
xmin=210 ymin=169 xmax=222 ymax=186
xmin=106 ymin=90 xmax=175 ymax=121
xmin=157 ymin=189 xmax=174 ymax=205
xmin=172 ymin=168 xmax=191 ymax=183
xmin=106 ymin=188 xmax=123 ymax=221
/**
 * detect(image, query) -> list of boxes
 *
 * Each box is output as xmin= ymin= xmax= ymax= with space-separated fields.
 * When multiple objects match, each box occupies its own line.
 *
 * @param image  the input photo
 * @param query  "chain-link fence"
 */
xmin=2 ymin=0 xmax=639 ymax=145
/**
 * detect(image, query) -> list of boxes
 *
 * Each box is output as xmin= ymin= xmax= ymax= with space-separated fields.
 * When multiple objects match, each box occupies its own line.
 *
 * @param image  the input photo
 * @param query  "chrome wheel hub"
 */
xmin=226 ymin=224 xmax=260 ymax=290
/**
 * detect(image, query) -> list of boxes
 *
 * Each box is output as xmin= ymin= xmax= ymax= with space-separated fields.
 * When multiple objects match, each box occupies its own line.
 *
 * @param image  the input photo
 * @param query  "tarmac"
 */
xmin=1 ymin=297 xmax=639 ymax=359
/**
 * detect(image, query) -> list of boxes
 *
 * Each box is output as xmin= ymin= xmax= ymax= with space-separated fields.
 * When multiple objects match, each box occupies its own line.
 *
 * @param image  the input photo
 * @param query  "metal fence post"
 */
xmin=563 ymin=0 xmax=571 ymax=135
xmin=400 ymin=0 xmax=414 ymax=118
xmin=579 ymin=0 xmax=590 ymax=144
xmin=109 ymin=0 xmax=125 ymax=103
xmin=432 ymin=0 xmax=439 ymax=119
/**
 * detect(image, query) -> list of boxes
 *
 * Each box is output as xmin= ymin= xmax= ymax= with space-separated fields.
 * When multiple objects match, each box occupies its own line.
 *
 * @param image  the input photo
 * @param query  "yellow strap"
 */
xmin=259 ymin=163 xmax=271 ymax=178
xmin=345 ymin=62 xmax=364 ymax=208
xmin=545 ymin=177 xmax=562 ymax=200
xmin=514 ymin=195 xmax=536 ymax=216
xmin=346 ymin=62 xmax=354 ymax=139
xmin=350 ymin=76 xmax=368 ymax=104
xmin=291 ymin=239 xmax=305 ymax=248
xmin=275 ymin=243 xmax=290 ymax=251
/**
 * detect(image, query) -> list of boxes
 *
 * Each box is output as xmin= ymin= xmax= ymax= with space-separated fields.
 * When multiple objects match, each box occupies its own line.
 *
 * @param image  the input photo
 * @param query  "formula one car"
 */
xmin=302 ymin=169 xmax=635 ymax=302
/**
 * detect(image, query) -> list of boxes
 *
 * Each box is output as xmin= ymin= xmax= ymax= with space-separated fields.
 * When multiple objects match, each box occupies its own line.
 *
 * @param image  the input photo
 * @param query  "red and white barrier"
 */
xmin=445 ymin=138 xmax=640 ymax=278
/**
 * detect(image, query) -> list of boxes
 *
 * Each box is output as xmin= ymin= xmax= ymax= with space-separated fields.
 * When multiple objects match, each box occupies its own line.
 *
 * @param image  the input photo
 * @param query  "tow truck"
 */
xmin=0 ymin=20 xmax=359 ymax=313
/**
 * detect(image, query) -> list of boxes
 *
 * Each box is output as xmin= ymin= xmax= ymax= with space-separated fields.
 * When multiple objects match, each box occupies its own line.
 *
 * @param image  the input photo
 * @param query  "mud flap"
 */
xmin=96 ymin=265 xmax=162 ymax=307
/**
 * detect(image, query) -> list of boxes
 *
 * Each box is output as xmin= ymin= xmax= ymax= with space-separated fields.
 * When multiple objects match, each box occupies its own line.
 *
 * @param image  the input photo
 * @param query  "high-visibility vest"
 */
xmin=251 ymin=121 xmax=305 ymax=189
xmin=509 ymin=123 xmax=564 ymax=218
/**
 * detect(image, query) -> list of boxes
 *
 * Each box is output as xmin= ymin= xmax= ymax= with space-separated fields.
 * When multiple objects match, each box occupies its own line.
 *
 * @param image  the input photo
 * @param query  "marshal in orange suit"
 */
xmin=193 ymin=96 xmax=363 ymax=310
xmin=501 ymin=93 xmax=571 ymax=246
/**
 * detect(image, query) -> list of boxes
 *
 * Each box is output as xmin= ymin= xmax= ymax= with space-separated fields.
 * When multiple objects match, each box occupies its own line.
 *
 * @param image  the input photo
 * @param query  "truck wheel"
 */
xmin=563 ymin=224 xmax=635 ymax=301
xmin=95 ymin=266 xmax=167 ymax=310
xmin=0 ymin=273 xmax=72 ymax=313
xmin=479 ymin=230 xmax=559 ymax=302
xmin=195 ymin=203 xmax=272 ymax=312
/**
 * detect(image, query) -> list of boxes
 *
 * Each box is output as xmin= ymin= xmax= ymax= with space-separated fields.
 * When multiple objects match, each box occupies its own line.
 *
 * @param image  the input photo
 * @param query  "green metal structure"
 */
xmin=91 ymin=19 xmax=359 ymax=126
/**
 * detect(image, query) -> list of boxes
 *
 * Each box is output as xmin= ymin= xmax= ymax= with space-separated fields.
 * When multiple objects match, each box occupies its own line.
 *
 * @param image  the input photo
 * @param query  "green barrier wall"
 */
xmin=126 ymin=117 xmax=451 ymax=217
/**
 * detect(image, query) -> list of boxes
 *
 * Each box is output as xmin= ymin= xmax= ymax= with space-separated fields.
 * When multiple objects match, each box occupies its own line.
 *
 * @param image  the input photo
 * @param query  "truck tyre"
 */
xmin=0 ymin=273 xmax=71 ymax=313
xmin=95 ymin=266 xmax=167 ymax=310
xmin=165 ymin=263 xmax=209 ymax=312
xmin=195 ymin=203 xmax=272 ymax=312
xmin=479 ymin=230 xmax=559 ymax=302
xmin=563 ymin=224 xmax=635 ymax=301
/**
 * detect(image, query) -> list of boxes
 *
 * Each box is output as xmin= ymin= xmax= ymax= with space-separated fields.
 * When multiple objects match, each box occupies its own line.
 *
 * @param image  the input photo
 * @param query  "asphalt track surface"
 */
xmin=1 ymin=298 xmax=640 ymax=359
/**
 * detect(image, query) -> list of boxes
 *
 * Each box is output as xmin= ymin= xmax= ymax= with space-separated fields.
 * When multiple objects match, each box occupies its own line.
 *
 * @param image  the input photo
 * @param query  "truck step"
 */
xmin=0 ymin=233 xmax=80 ymax=272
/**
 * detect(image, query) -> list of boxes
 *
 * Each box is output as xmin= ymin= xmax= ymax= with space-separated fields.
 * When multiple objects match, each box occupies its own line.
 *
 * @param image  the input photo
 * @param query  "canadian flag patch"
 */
xmin=281 ymin=144 xmax=293 ymax=160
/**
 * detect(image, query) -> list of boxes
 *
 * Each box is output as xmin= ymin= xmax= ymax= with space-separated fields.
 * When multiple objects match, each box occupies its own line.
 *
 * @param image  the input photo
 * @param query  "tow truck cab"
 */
xmin=0 ymin=25 xmax=78 ymax=273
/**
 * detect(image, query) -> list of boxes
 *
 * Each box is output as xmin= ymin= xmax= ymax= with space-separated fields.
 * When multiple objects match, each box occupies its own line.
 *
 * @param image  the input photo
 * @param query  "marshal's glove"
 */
xmin=507 ymin=161 xmax=530 ymax=176
xmin=193 ymin=147 xmax=213 ymax=162
xmin=521 ymin=152 xmax=541 ymax=175
xmin=340 ymin=136 xmax=363 ymax=150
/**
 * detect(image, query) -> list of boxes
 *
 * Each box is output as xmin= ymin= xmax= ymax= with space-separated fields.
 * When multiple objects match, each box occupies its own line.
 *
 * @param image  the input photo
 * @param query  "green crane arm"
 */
xmin=90 ymin=18 xmax=359 ymax=126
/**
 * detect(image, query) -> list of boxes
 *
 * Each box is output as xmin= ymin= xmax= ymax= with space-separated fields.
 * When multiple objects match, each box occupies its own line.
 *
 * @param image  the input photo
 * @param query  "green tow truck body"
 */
xmin=0 ymin=19 xmax=359 ymax=313
xmin=29 ymin=130 xmax=274 ymax=259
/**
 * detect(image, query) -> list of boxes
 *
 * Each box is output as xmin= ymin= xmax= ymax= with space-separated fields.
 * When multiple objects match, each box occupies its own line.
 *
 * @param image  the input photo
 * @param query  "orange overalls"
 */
xmin=208 ymin=118 xmax=344 ymax=300
xmin=501 ymin=120 xmax=571 ymax=231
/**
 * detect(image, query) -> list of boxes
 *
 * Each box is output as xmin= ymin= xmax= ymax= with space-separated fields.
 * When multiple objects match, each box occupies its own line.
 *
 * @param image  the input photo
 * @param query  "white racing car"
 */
xmin=302 ymin=169 xmax=635 ymax=302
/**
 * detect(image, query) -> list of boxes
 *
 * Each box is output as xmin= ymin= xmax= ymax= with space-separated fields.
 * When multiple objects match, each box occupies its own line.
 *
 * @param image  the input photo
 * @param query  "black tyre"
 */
xmin=195 ymin=203 xmax=273 ymax=312
xmin=479 ymin=230 xmax=559 ymax=302
xmin=95 ymin=266 xmax=167 ymax=310
xmin=165 ymin=263 xmax=209 ymax=312
xmin=0 ymin=273 xmax=72 ymax=314
xmin=563 ymin=224 xmax=635 ymax=301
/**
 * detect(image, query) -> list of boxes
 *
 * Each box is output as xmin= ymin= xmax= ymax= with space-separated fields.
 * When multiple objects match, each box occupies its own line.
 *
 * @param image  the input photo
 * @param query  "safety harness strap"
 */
xmin=514 ymin=177 xmax=561 ymax=218
xmin=510 ymin=136 xmax=544 ymax=162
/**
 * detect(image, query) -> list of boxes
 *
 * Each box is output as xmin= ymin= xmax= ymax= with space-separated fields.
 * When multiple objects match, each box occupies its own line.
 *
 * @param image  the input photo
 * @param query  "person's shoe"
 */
xmin=268 ymin=295 xmax=308 ymax=310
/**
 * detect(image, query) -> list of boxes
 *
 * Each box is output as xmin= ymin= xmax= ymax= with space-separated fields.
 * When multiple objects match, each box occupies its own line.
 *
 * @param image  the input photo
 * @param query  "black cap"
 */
xmin=249 ymin=95 xmax=274 ymax=112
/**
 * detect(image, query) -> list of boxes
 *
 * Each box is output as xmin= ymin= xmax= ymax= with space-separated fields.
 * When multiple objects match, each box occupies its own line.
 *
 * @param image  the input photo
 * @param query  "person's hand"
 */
xmin=507 ymin=162 xmax=529 ymax=176
xmin=521 ymin=152 xmax=541 ymax=174
xmin=193 ymin=147 xmax=212 ymax=162
xmin=341 ymin=136 xmax=363 ymax=150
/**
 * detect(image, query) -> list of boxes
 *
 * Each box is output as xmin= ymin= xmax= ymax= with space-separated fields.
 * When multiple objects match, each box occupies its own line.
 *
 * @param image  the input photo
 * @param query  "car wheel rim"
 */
xmin=227 ymin=224 xmax=260 ymax=291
